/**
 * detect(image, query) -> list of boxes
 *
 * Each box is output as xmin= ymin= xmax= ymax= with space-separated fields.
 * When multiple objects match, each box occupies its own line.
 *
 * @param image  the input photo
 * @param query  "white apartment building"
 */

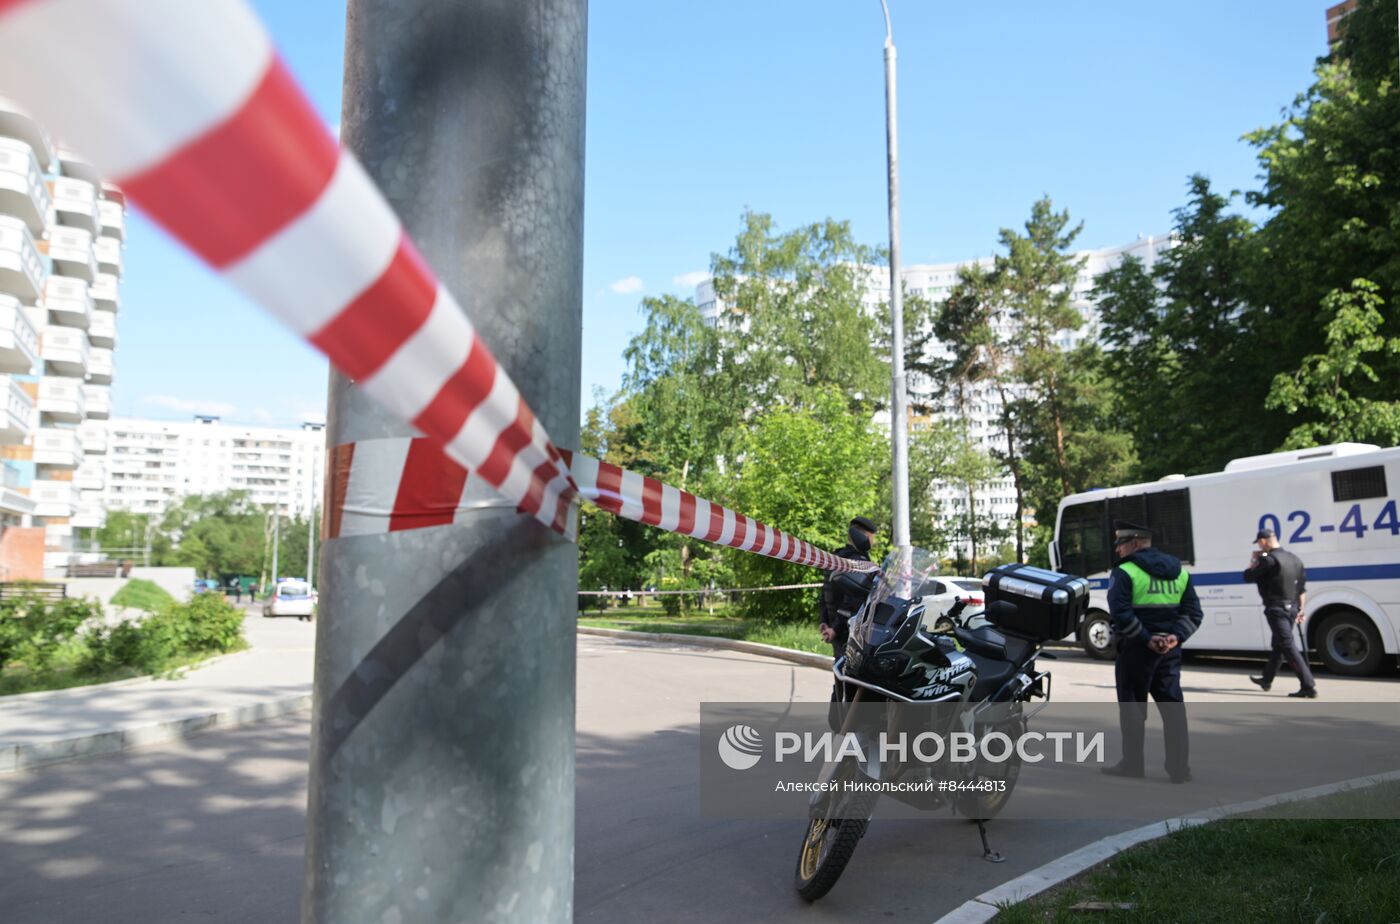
xmin=694 ymin=234 xmax=1174 ymax=553
xmin=99 ymin=416 xmax=325 ymax=520
xmin=0 ymin=97 xmax=122 ymax=578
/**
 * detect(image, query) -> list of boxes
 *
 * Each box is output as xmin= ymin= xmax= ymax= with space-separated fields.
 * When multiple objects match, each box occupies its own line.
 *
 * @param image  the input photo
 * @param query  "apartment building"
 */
xmin=99 ymin=416 xmax=325 ymax=520
xmin=693 ymin=234 xmax=1174 ymax=552
xmin=0 ymin=97 xmax=121 ymax=578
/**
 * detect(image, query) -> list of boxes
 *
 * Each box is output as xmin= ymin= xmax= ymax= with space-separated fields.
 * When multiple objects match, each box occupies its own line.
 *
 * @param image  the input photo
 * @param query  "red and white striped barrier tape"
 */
xmin=0 ymin=0 xmax=875 ymax=574
xmin=577 ymin=584 xmax=823 ymax=597
xmin=326 ymin=438 xmax=879 ymax=574
xmin=0 ymin=0 xmax=577 ymax=536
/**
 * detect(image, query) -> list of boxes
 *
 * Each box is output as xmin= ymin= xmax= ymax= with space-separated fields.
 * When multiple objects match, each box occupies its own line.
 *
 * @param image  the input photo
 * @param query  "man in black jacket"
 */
xmin=819 ymin=516 xmax=877 ymax=730
xmin=1102 ymin=520 xmax=1204 ymax=783
xmin=1244 ymin=528 xmax=1317 ymax=698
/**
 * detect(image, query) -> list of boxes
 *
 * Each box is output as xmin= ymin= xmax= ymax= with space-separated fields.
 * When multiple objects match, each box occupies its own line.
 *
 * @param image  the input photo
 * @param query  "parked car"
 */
xmin=916 ymin=575 xmax=985 ymax=632
xmin=263 ymin=580 xmax=316 ymax=620
xmin=193 ymin=578 xmax=222 ymax=595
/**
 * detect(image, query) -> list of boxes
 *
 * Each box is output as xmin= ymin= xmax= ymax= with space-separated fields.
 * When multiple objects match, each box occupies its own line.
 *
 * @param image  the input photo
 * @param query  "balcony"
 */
xmin=0 ymin=96 xmax=53 ymax=169
xmin=39 ymin=325 xmax=89 ymax=377
xmin=87 ymin=346 xmax=113 ymax=383
xmin=38 ymin=376 xmax=86 ymax=423
xmin=0 ymin=461 xmax=35 ymax=518
xmin=50 ymin=176 xmax=99 ymax=234
xmin=32 ymin=427 xmax=82 ymax=468
xmin=56 ymin=147 xmax=101 ymax=187
xmin=0 ymin=374 xmax=34 ymax=443
xmin=45 ymin=522 xmax=72 ymax=544
xmin=0 ymin=214 xmax=45 ymax=300
xmin=90 ymin=272 xmax=119 ymax=312
xmin=81 ymin=382 xmax=110 ymax=418
xmin=0 ymin=136 xmax=49 ymax=234
xmin=45 ymin=226 xmax=96 ymax=282
xmin=71 ymin=498 xmax=104 ymax=530
xmin=31 ymin=478 xmax=75 ymax=516
xmin=78 ymin=418 xmax=108 ymax=454
xmin=98 ymin=200 xmax=125 ymax=242
xmin=74 ymin=459 xmax=105 ymax=491
xmin=0 ymin=295 xmax=38 ymax=374
xmin=42 ymin=275 xmax=92 ymax=329
xmin=88 ymin=308 xmax=116 ymax=347
xmin=94 ymin=236 xmax=122 ymax=277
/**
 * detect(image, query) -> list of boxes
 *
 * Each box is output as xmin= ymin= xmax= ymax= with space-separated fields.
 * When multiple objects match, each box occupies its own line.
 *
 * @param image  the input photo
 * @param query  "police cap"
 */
xmin=849 ymin=516 xmax=878 ymax=533
xmin=1113 ymin=520 xmax=1151 ymax=542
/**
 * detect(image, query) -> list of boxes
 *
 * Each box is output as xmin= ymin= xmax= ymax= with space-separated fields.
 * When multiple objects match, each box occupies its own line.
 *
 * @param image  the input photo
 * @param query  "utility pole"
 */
xmin=270 ymin=505 xmax=280 ymax=589
xmin=880 ymin=0 xmax=911 ymax=550
xmin=303 ymin=2 xmax=585 ymax=922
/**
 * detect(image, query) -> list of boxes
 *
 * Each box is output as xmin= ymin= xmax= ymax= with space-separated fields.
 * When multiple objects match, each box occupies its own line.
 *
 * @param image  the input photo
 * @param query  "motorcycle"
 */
xmin=794 ymin=547 xmax=1086 ymax=902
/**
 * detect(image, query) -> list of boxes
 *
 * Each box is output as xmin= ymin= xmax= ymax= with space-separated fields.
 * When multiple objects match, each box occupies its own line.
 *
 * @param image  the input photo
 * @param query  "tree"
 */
xmin=1094 ymin=176 xmax=1261 ymax=478
xmin=725 ymin=389 xmax=886 ymax=621
xmin=932 ymin=262 xmax=1030 ymax=560
xmin=710 ymin=211 xmax=887 ymax=415
xmin=1266 ymin=279 xmax=1400 ymax=447
xmin=154 ymin=492 xmax=266 ymax=577
xmin=907 ymin=420 xmax=1006 ymax=571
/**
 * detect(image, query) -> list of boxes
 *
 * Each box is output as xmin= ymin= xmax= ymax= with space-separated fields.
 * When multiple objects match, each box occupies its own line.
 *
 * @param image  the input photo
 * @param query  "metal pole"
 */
xmin=303 ymin=2 xmax=585 ymax=922
xmin=271 ymin=506 xmax=280 ymax=588
xmin=880 ymin=0 xmax=912 ymax=549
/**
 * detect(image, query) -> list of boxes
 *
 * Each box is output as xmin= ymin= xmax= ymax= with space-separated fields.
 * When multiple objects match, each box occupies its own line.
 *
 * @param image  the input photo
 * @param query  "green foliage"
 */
xmin=726 ymin=390 xmax=886 ymax=620
xmin=110 ymin=578 xmax=176 ymax=612
xmin=1 ymin=591 xmax=246 ymax=695
xmin=1266 ymin=279 xmax=1400 ymax=447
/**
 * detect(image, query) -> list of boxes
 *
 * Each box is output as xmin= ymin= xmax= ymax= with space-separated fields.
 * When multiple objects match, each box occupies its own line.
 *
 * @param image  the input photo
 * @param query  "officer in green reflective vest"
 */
xmin=1101 ymin=520 xmax=1203 ymax=784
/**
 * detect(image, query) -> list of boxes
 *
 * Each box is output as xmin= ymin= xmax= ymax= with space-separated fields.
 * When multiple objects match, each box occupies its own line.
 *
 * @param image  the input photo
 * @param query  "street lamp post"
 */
xmin=880 ymin=0 xmax=912 ymax=550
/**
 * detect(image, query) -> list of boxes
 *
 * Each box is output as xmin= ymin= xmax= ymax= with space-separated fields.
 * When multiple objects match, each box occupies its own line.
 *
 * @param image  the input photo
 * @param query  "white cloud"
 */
xmin=672 ymin=270 xmax=710 ymax=289
xmin=143 ymin=395 xmax=236 ymax=416
xmin=608 ymin=275 xmax=644 ymax=295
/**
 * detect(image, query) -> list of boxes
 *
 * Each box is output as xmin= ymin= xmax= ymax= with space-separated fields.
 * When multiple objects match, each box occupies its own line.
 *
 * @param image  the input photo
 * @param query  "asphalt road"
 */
xmin=1 ymin=634 xmax=1395 ymax=923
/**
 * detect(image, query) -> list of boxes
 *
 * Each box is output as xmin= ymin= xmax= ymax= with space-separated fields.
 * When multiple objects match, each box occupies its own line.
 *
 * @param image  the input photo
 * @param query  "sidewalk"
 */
xmin=0 ymin=608 xmax=315 ymax=773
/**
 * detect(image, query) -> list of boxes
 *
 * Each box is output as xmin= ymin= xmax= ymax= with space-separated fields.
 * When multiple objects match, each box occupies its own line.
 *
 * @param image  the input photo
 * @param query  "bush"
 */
xmin=2 ymin=590 xmax=248 ymax=693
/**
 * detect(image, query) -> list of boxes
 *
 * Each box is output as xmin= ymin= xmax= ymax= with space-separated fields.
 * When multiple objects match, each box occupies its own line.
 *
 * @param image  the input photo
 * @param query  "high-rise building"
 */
xmin=694 ymin=234 xmax=1174 ymax=553
xmin=98 ymin=416 xmax=325 ymax=521
xmin=0 ymin=97 xmax=122 ymax=579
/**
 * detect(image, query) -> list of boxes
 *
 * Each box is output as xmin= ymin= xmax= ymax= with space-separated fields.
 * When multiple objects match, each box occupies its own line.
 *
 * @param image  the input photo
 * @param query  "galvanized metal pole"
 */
xmin=880 ymin=0 xmax=912 ymax=549
xmin=303 ymin=2 xmax=585 ymax=922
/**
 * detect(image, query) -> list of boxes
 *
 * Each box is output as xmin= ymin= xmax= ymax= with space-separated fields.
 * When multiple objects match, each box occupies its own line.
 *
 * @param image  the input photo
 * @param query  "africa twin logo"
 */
xmin=717 ymin=724 xmax=764 ymax=770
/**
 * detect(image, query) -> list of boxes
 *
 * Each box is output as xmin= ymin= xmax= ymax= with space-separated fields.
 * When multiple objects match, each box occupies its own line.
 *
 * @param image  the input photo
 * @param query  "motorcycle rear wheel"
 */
xmin=793 ymin=792 xmax=877 ymax=902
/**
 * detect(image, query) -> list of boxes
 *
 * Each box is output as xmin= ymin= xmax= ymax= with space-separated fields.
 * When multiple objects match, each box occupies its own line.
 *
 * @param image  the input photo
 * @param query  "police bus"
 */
xmin=1049 ymin=443 xmax=1400 ymax=676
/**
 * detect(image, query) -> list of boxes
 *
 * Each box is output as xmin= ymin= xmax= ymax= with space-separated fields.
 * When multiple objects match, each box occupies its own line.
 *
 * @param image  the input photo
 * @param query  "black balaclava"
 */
xmin=847 ymin=526 xmax=872 ymax=554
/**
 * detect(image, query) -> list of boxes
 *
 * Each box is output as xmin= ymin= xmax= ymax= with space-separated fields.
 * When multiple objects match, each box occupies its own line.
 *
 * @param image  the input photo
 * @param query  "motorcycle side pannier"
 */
xmin=982 ymin=563 xmax=1089 ymax=641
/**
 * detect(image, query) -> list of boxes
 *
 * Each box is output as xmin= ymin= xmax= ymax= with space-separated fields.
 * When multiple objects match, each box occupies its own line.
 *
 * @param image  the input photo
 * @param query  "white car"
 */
xmin=917 ymin=576 xmax=985 ymax=632
xmin=263 ymin=580 xmax=316 ymax=619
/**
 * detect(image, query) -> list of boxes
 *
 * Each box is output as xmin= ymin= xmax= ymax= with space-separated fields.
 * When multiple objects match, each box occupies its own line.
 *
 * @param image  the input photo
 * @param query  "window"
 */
xmin=1332 ymin=466 xmax=1386 ymax=502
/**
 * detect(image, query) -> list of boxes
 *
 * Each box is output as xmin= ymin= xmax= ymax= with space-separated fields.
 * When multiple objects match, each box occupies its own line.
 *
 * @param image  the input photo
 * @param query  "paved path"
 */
xmin=0 ymin=631 xmax=1395 ymax=922
xmin=0 ymin=608 xmax=314 ymax=762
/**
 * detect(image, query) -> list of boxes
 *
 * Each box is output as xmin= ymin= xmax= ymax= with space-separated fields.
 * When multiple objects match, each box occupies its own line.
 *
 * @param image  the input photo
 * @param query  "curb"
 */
xmin=0 ymin=692 xmax=312 ymax=775
xmin=931 ymin=767 xmax=1400 ymax=923
xmin=577 ymin=625 xmax=833 ymax=671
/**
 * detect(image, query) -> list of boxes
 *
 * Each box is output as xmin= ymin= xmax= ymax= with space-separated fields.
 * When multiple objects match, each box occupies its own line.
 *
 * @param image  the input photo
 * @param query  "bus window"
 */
xmin=1059 ymin=499 xmax=1108 ymax=577
xmin=1146 ymin=489 xmax=1195 ymax=564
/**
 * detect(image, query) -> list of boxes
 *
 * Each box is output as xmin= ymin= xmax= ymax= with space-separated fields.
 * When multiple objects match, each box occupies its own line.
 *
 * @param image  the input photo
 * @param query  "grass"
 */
xmin=993 ymin=780 xmax=1400 ymax=923
xmin=578 ymin=604 xmax=830 ymax=655
xmin=109 ymin=578 xmax=176 ymax=612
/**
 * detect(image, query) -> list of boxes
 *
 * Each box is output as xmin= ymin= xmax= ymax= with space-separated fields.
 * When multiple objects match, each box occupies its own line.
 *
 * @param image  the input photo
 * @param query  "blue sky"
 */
xmin=112 ymin=0 xmax=1329 ymax=427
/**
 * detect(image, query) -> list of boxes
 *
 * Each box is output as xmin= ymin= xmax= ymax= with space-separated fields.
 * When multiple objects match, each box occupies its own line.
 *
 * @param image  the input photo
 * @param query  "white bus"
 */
xmin=1049 ymin=443 xmax=1400 ymax=676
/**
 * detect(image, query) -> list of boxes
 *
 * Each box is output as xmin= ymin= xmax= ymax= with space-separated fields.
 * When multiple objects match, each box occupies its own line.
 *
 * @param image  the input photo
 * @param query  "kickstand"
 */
xmin=976 ymin=819 xmax=1005 ymax=864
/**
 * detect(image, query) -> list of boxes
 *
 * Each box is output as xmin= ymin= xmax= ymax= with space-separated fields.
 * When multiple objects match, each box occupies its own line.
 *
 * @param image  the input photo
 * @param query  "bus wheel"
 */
xmin=1316 ymin=610 xmax=1384 ymax=677
xmin=1080 ymin=610 xmax=1116 ymax=660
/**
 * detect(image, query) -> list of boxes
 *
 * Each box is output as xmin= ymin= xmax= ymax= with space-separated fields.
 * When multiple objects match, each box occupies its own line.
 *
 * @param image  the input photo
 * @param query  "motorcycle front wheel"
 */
xmin=793 ymin=790 xmax=877 ymax=902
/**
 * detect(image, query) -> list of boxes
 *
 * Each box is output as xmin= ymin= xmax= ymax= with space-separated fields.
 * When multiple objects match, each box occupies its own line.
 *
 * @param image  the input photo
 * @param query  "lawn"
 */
xmin=109 ymin=578 xmax=176 ymax=612
xmin=578 ymin=603 xmax=831 ymax=655
xmin=994 ymin=780 xmax=1400 ymax=923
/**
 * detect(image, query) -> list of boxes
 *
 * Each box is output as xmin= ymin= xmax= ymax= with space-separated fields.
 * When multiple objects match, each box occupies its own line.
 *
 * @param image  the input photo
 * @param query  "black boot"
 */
xmin=1288 ymin=687 xmax=1318 ymax=699
xmin=1100 ymin=761 xmax=1145 ymax=779
xmin=1249 ymin=676 xmax=1271 ymax=692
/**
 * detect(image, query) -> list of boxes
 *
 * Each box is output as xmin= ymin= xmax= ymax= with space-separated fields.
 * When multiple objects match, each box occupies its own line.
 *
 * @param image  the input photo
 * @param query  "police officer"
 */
xmin=819 ymin=516 xmax=877 ymax=729
xmin=1101 ymin=520 xmax=1203 ymax=783
xmin=1244 ymin=528 xmax=1317 ymax=698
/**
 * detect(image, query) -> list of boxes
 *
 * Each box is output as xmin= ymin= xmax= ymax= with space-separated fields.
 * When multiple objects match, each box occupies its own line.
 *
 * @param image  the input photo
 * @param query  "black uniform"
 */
xmin=1107 ymin=545 xmax=1203 ymax=780
xmin=818 ymin=543 xmax=871 ymax=656
xmin=1243 ymin=547 xmax=1315 ymax=691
